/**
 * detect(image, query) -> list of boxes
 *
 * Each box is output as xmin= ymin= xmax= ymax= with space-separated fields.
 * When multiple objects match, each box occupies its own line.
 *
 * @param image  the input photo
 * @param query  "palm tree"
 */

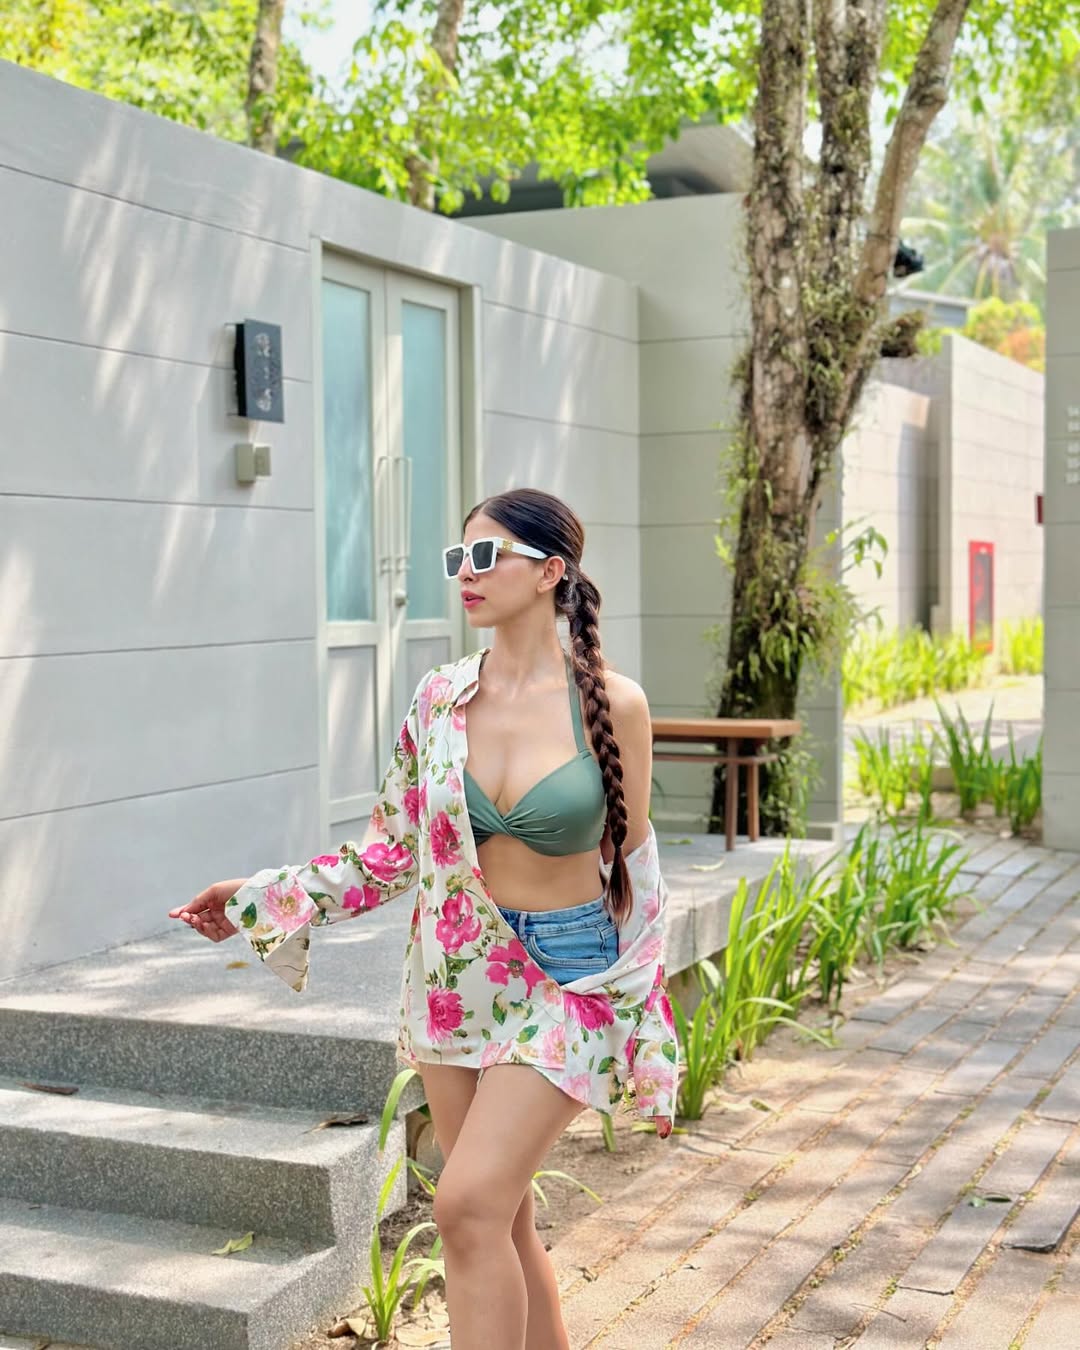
xmin=901 ymin=103 xmax=1079 ymax=312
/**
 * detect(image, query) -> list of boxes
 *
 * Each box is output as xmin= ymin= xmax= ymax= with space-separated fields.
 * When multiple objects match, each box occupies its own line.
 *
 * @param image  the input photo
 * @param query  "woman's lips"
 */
xmin=462 ymin=593 xmax=485 ymax=608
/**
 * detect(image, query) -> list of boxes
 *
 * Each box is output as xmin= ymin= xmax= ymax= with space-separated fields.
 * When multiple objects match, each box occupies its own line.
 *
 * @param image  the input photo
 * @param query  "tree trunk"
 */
xmin=406 ymin=0 xmax=467 ymax=210
xmin=246 ymin=0 xmax=286 ymax=154
xmin=709 ymin=0 xmax=973 ymax=838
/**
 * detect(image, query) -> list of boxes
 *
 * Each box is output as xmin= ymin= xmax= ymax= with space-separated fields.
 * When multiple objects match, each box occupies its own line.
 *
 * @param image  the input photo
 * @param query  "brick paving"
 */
xmin=549 ymin=832 xmax=1080 ymax=1347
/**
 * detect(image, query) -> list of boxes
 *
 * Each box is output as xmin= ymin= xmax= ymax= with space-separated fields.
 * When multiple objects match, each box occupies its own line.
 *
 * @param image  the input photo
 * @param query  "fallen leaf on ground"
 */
xmin=308 ymin=1112 xmax=371 ymax=1131
xmin=19 ymin=1081 xmax=79 ymax=1095
xmin=212 ymin=1231 xmax=254 ymax=1255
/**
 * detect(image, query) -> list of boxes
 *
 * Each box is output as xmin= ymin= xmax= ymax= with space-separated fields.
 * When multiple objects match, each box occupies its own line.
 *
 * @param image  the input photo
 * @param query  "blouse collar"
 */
xmin=450 ymin=645 xmax=491 ymax=708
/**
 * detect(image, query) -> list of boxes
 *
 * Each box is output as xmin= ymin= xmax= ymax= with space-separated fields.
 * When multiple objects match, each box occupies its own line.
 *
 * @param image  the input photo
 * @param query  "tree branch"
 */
xmin=854 ymin=0 xmax=971 ymax=308
xmin=748 ymin=0 xmax=811 ymax=513
xmin=812 ymin=0 xmax=888 ymax=282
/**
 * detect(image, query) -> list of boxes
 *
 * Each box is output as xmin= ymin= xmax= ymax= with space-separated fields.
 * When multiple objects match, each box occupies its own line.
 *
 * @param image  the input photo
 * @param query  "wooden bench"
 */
xmin=650 ymin=717 xmax=803 ymax=851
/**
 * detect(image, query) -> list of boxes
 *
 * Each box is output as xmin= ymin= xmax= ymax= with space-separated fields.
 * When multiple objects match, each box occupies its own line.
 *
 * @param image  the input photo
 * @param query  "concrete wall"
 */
xmin=471 ymin=196 xmax=845 ymax=835
xmin=935 ymin=336 xmax=1044 ymax=642
xmin=842 ymin=377 xmax=935 ymax=631
xmin=844 ymin=341 xmax=1043 ymax=648
xmin=0 ymin=62 xmax=641 ymax=978
xmin=1043 ymin=226 xmax=1080 ymax=851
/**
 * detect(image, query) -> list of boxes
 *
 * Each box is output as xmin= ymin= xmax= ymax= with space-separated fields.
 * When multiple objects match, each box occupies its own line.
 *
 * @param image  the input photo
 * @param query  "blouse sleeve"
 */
xmin=224 ymin=690 xmax=423 ymax=993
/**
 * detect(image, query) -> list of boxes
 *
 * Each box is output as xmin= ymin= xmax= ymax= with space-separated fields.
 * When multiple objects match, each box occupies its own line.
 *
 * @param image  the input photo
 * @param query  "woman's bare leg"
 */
xmin=417 ymin=1064 xmax=572 ymax=1349
xmin=423 ymin=1063 xmax=582 ymax=1350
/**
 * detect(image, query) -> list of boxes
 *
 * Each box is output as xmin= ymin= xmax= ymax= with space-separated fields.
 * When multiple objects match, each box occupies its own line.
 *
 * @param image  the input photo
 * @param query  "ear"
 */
xmin=537 ymin=553 xmax=566 ymax=594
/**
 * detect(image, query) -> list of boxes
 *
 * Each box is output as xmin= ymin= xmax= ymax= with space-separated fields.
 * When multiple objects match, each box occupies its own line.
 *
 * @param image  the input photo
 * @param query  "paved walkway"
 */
xmin=549 ymin=830 xmax=1080 ymax=1348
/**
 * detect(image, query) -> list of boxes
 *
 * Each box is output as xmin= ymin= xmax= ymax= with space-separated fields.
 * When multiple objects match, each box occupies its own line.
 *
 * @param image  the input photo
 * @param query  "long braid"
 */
xmin=561 ymin=571 xmax=633 ymax=925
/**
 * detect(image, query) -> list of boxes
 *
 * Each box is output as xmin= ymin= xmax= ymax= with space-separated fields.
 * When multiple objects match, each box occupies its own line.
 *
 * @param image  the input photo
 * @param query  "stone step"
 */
xmin=0 ymin=1004 xmax=411 ymax=1116
xmin=0 ymin=1193 xmax=345 ymax=1350
xmin=0 ymin=1078 xmax=403 ymax=1249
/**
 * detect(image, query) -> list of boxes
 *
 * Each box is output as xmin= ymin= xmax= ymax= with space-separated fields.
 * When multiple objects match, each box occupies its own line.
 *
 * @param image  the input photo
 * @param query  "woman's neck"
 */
xmin=482 ymin=615 xmax=566 ymax=695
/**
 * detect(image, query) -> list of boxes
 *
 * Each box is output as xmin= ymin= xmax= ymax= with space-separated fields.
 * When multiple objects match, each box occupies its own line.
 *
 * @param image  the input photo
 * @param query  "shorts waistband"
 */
xmin=496 ymin=894 xmax=606 ymax=921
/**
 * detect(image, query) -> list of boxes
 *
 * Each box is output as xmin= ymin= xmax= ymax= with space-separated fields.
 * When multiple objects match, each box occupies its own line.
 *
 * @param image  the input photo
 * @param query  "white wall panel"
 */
xmin=0 ymin=769 xmax=321 ymax=981
xmin=0 ymin=334 xmax=313 ymax=509
xmin=0 ymin=642 xmax=316 ymax=819
xmin=0 ymin=497 xmax=314 ymax=657
xmin=0 ymin=168 xmax=312 ymax=380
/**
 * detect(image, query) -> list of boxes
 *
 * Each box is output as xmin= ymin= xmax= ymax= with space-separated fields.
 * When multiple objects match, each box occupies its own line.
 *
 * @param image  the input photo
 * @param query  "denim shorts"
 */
xmin=496 ymin=895 xmax=619 ymax=985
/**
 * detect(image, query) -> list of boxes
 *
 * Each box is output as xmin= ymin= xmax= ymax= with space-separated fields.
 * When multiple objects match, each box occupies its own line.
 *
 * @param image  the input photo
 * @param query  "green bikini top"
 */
xmin=464 ymin=653 xmax=608 ymax=857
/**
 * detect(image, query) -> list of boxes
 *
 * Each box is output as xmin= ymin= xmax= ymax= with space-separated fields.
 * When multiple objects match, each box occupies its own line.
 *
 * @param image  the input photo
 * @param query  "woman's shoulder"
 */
xmin=602 ymin=667 xmax=651 ymax=721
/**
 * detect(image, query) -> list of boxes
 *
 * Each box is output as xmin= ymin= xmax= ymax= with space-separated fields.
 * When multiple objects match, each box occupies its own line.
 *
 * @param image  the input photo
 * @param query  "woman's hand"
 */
xmin=168 ymin=878 xmax=248 ymax=943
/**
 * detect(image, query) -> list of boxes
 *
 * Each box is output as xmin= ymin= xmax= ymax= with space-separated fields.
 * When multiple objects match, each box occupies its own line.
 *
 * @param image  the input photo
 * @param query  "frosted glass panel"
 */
xmin=323 ymin=280 xmax=374 ymax=622
xmin=327 ymin=645 xmax=378 ymax=800
xmin=402 ymin=302 xmax=447 ymax=619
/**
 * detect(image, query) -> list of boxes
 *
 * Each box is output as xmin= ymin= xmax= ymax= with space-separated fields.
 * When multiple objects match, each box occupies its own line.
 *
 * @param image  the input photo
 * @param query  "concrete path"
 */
xmin=549 ymin=829 xmax=1080 ymax=1348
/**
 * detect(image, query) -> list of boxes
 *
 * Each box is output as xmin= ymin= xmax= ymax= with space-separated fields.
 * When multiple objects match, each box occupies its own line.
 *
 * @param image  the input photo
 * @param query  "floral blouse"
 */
xmin=225 ymin=646 xmax=678 ymax=1133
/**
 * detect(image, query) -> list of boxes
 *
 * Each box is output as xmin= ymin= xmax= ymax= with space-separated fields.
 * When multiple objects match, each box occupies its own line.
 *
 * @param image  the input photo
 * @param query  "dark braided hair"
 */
xmin=463 ymin=488 xmax=634 ymax=925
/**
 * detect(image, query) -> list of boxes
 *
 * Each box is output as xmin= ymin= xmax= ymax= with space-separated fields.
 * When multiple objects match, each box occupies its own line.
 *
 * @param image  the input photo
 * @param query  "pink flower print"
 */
xmin=418 ymin=675 xmax=453 ymax=730
xmin=486 ymin=939 xmax=546 ymax=995
xmin=480 ymin=1038 xmax=504 ymax=1069
xmin=342 ymin=883 xmax=382 ymax=912
xmin=403 ymin=786 xmax=421 ymax=825
xmin=262 ymin=879 xmax=314 ymax=933
xmin=451 ymin=703 xmax=467 ymax=732
xmin=560 ymin=1072 xmax=593 ymax=1104
xmin=563 ymin=990 xmax=615 ymax=1031
xmin=419 ymin=782 xmax=429 ymax=817
xmin=435 ymin=893 xmax=481 ymax=954
xmin=447 ymin=767 xmax=463 ymax=794
xmin=538 ymin=1025 xmax=566 ymax=1066
xmin=640 ymin=886 xmax=661 ymax=924
xmin=361 ymin=840 xmax=414 ymax=883
xmin=426 ymin=988 xmax=464 ymax=1043
xmin=399 ymin=721 xmax=417 ymax=758
xmin=309 ymin=853 xmax=341 ymax=868
xmin=429 ymin=811 xmax=462 ymax=867
xmin=637 ymin=933 xmax=663 ymax=964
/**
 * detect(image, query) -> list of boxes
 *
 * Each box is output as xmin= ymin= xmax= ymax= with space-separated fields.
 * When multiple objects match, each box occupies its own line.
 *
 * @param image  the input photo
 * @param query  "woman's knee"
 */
xmin=433 ymin=1167 xmax=518 ymax=1251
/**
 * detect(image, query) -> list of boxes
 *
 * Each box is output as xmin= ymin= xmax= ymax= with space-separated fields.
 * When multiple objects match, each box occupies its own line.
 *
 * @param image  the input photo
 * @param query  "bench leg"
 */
xmin=747 ymin=759 xmax=760 ymax=842
xmin=724 ymin=738 xmax=738 ymax=851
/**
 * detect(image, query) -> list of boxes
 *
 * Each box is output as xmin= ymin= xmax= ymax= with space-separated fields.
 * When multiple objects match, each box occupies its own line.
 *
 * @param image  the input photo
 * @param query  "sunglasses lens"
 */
xmin=472 ymin=540 xmax=495 ymax=571
xmin=444 ymin=546 xmax=464 ymax=578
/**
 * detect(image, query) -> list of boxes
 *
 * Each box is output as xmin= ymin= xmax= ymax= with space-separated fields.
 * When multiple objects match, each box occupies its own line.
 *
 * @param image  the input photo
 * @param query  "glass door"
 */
xmin=386 ymin=273 xmax=461 ymax=729
xmin=318 ymin=257 xmax=461 ymax=837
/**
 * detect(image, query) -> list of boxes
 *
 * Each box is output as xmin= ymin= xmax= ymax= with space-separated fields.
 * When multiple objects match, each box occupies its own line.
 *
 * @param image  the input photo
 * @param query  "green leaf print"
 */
xmin=240 ymin=902 xmax=257 ymax=929
xmin=481 ymin=1027 xmax=491 ymax=1040
xmin=517 ymin=1025 xmax=539 ymax=1042
xmin=492 ymin=993 xmax=509 ymax=1025
xmin=597 ymin=1056 xmax=615 ymax=1073
xmin=662 ymin=1040 xmax=678 ymax=1063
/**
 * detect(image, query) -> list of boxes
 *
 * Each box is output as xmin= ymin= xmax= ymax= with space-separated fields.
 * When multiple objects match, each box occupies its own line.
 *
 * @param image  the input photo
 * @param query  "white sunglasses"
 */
xmin=442 ymin=536 xmax=551 ymax=578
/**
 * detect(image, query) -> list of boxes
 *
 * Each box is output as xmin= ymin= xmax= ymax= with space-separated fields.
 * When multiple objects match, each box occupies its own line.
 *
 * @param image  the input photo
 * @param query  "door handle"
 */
xmin=374 ymin=456 xmax=392 ymax=576
xmin=393 ymin=455 xmax=413 ymax=575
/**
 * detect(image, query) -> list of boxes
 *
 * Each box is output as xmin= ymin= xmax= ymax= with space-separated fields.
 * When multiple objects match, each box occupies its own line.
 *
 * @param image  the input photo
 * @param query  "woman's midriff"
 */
xmin=475 ymin=833 xmax=606 ymax=912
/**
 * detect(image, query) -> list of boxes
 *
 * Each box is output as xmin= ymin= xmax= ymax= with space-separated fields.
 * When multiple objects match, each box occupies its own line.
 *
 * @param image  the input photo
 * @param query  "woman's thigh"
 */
xmin=416 ymin=1063 xmax=480 ymax=1160
xmin=433 ymin=1064 xmax=583 ymax=1234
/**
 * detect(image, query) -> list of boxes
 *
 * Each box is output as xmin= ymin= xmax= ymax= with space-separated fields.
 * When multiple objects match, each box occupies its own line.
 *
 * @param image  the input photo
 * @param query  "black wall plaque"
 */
xmin=234 ymin=320 xmax=285 ymax=423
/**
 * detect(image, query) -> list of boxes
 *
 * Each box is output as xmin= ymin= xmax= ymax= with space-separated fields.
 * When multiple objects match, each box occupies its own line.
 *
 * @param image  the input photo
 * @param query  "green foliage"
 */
xmin=0 ymin=0 xmax=324 ymax=142
xmin=934 ymin=701 xmax=997 ymax=816
xmin=858 ymin=822 xmax=968 ymax=962
xmin=902 ymin=87 xmax=1080 ymax=315
xmin=849 ymin=709 xmax=1043 ymax=836
xmin=360 ymin=1151 xmax=444 ymax=1342
xmin=673 ymin=822 xmax=973 ymax=1116
xmin=843 ymin=627 xmax=989 ymax=712
xmin=673 ymin=848 xmax=833 ymax=1119
xmin=1001 ymin=617 xmax=1044 ymax=675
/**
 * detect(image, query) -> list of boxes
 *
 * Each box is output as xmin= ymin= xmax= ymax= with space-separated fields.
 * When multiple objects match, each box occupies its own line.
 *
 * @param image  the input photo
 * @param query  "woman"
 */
xmin=169 ymin=487 xmax=677 ymax=1350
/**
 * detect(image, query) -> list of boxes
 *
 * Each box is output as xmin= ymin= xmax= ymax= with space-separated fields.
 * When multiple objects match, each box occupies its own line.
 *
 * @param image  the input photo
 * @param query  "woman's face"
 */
xmin=453 ymin=512 xmax=561 ymax=628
